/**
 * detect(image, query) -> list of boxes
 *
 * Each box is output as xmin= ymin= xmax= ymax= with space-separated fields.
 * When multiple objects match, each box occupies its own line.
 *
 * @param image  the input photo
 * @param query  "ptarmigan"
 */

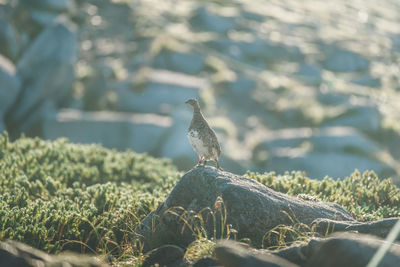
xmin=186 ymin=98 xmax=221 ymax=169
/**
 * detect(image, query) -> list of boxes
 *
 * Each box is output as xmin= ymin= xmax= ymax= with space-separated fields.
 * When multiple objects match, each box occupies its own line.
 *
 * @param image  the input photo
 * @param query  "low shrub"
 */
xmin=0 ymin=133 xmax=180 ymax=256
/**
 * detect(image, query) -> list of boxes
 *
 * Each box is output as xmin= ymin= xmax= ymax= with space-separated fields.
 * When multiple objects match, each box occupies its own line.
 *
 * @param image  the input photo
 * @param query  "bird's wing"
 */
xmin=208 ymin=128 xmax=221 ymax=157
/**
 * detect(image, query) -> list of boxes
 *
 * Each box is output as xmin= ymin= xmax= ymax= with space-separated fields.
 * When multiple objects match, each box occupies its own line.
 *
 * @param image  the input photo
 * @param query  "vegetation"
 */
xmin=248 ymin=170 xmax=400 ymax=221
xmin=0 ymin=133 xmax=180 ymax=264
xmin=0 ymin=133 xmax=399 ymax=265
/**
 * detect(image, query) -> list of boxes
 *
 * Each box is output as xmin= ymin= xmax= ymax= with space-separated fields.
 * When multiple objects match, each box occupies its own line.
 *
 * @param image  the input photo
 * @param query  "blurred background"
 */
xmin=1 ymin=0 xmax=400 ymax=183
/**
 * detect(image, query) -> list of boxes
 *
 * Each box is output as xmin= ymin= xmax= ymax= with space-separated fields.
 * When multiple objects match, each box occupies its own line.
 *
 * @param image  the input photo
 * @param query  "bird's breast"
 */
xmin=187 ymin=129 xmax=208 ymax=156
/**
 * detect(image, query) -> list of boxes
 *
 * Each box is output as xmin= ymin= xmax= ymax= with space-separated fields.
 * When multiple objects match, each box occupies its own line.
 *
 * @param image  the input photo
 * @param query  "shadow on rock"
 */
xmin=135 ymin=166 xmax=354 ymax=252
xmin=0 ymin=240 xmax=108 ymax=267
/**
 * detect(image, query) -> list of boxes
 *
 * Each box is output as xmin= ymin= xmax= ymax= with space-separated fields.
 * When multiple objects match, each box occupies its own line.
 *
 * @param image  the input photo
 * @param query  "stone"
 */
xmin=312 ymin=218 xmax=400 ymax=240
xmin=193 ymin=257 xmax=219 ymax=267
xmin=19 ymin=0 xmax=74 ymax=12
xmin=215 ymin=240 xmax=299 ymax=267
xmin=6 ymin=20 xmax=77 ymax=134
xmin=350 ymin=74 xmax=381 ymax=88
xmin=323 ymin=49 xmax=369 ymax=72
xmin=252 ymin=126 xmax=394 ymax=179
xmin=161 ymin=106 xmax=196 ymax=169
xmin=116 ymin=69 xmax=205 ymax=114
xmin=30 ymin=10 xmax=63 ymax=26
xmin=265 ymin=151 xmax=392 ymax=180
xmin=142 ymin=245 xmax=186 ymax=267
xmin=0 ymin=121 xmax=5 ymax=133
xmin=226 ymin=77 xmax=257 ymax=100
xmin=0 ymin=18 xmax=18 ymax=59
xmin=83 ymin=64 xmax=114 ymax=110
xmin=170 ymin=52 xmax=205 ymax=74
xmin=293 ymin=64 xmax=322 ymax=85
xmin=238 ymin=39 xmax=303 ymax=62
xmin=311 ymin=127 xmax=378 ymax=154
xmin=270 ymin=240 xmax=319 ymax=266
xmin=135 ymin=167 xmax=354 ymax=252
xmin=153 ymin=51 xmax=205 ymax=75
xmin=42 ymin=109 xmax=172 ymax=154
xmin=305 ymin=232 xmax=400 ymax=267
xmin=0 ymin=240 xmax=108 ymax=267
xmin=322 ymin=105 xmax=381 ymax=132
xmin=316 ymin=91 xmax=350 ymax=106
xmin=0 ymin=55 xmax=20 ymax=114
xmin=190 ymin=7 xmax=235 ymax=33
xmin=267 ymin=232 xmax=400 ymax=267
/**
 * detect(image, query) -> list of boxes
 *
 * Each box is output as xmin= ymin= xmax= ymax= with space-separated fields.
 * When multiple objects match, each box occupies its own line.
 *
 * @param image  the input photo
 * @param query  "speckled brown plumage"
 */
xmin=186 ymin=98 xmax=221 ymax=169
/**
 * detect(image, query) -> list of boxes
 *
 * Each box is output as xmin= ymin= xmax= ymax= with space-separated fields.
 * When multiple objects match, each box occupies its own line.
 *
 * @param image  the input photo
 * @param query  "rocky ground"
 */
xmin=1 ymin=0 xmax=400 ymax=182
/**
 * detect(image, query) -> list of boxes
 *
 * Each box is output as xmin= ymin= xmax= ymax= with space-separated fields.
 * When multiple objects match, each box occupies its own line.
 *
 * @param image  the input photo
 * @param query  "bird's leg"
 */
xmin=215 ymin=159 xmax=222 ymax=170
xmin=196 ymin=156 xmax=203 ymax=167
xmin=201 ymin=157 xmax=206 ymax=166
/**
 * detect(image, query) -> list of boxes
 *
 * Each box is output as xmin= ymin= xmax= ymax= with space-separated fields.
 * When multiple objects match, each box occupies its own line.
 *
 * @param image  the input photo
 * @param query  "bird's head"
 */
xmin=185 ymin=98 xmax=200 ymax=109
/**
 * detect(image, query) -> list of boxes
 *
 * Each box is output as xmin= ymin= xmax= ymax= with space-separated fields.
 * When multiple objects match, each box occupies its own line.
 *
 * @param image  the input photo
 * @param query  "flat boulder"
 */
xmin=6 ymin=20 xmax=77 ymax=134
xmin=212 ymin=232 xmax=400 ymax=267
xmin=135 ymin=167 xmax=354 ymax=252
xmin=312 ymin=217 xmax=400 ymax=239
xmin=0 ymin=240 xmax=107 ymax=267
xmin=215 ymin=240 xmax=299 ymax=267
xmin=305 ymin=232 xmax=400 ymax=267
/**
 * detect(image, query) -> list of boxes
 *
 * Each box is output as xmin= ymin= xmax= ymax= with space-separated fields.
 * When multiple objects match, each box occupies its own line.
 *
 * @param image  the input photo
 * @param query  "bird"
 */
xmin=185 ymin=98 xmax=222 ymax=170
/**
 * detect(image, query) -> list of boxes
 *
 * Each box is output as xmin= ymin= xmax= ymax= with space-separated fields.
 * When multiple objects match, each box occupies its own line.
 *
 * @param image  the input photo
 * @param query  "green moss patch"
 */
xmin=0 ymin=133 xmax=399 ymax=265
xmin=0 ymin=133 xmax=180 ymax=258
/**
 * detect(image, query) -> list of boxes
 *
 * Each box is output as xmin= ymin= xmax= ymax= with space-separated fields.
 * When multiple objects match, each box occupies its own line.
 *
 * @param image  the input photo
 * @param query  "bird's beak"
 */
xmin=185 ymin=100 xmax=190 ymax=104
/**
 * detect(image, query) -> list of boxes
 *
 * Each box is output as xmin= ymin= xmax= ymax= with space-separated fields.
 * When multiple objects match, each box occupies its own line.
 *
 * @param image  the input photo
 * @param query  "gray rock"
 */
xmin=193 ymin=257 xmax=219 ymax=267
xmin=7 ymin=20 xmax=77 ymax=134
xmin=323 ymin=49 xmax=369 ymax=72
xmin=0 ymin=121 xmax=5 ymax=133
xmin=350 ymin=74 xmax=381 ymax=88
xmin=311 ymin=127 xmax=378 ymax=155
xmin=116 ymin=70 xmax=204 ymax=114
xmin=161 ymin=107 xmax=196 ymax=169
xmin=312 ymin=218 xmax=400 ymax=240
xmin=293 ymin=64 xmax=322 ymax=85
xmin=270 ymin=240 xmax=319 ymax=266
xmin=0 ymin=240 xmax=108 ymax=267
xmin=305 ymin=232 xmax=400 ymax=267
xmin=153 ymin=51 xmax=205 ymax=75
xmin=215 ymin=240 xmax=299 ymax=267
xmin=265 ymin=151 xmax=392 ymax=180
xmin=268 ymin=232 xmax=400 ymax=267
xmin=190 ymin=7 xmax=235 ymax=33
xmin=252 ymin=127 xmax=382 ymax=175
xmin=0 ymin=18 xmax=18 ymax=59
xmin=226 ymin=77 xmax=257 ymax=100
xmin=142 ymin=245 xmax=186 ymax=267
xmin=135 ymin=167 xmax=354 ymax=252
xmin=316 ymin=91 xmax=350 ymax=106
xmin=0 ymin=55 xmax=20 ymax=114
xmin=19 ymin=0 xmax=74 ymax=12
xmin=43 ymin=109 xmax=172 ymax=154
xmin=253 ymin=126 xmax=379 ymax=153
xmin=30 ymin=10 xmax=63 ymax=26
xmin=322 ymin=105 xmax=381 ymax=132
xmin=238 ymin=39 xmax=303 ymax=62
xmin=170 ymin=52 xmax=205 ymax=74
xmin=83 ymin=65 xmax=114 ymax=110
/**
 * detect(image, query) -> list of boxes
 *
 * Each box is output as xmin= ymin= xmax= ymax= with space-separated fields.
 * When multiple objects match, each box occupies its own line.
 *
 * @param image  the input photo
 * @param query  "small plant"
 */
xmin=262 ymin=211 xmax=316 ymax=249
xmin=1 ymin=132 xmax=399 ymax=266
xmin=0 ymin=132 xmax=180 ymax=260
xmin=163 ymin=196 xmax=234 ymax=243
xmin=247 ymin=170 xmax=400 ymax=221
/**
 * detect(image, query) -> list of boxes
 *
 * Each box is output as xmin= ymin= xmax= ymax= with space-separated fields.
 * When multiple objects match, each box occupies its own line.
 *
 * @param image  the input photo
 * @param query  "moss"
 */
xmin=0 ymin=132 xmax=180 ymax=256
xmin=247 ymin=170 xmax=400 ymax=221
xmin=1 ymin=132 xmax=399 ymax=265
